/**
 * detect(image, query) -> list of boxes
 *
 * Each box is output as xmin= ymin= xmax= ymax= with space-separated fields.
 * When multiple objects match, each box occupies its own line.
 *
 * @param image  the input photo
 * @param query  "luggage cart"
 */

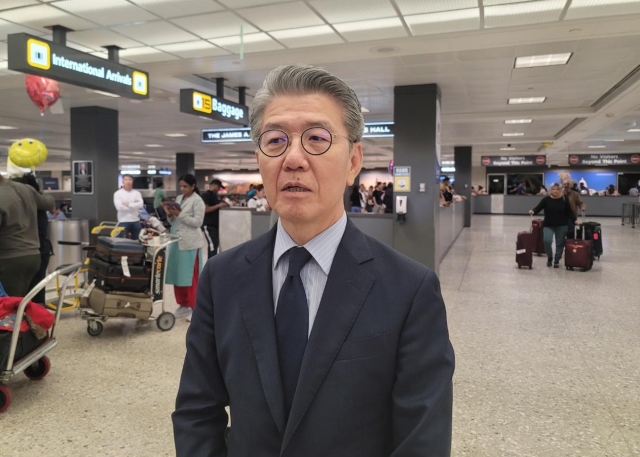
xmin=0 ymin=262 xmax=84 ymax=413
xmin=81 ymin=233 xmax=181 ymax=336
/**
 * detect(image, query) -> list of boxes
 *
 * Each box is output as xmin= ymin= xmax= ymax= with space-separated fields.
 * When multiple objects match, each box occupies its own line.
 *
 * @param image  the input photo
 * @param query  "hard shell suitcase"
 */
xmin=577 ymin=221 xmax=603 ymax=259
xmin=88 ymin=288 xmax=153 ymax=319
xmin=88 ymin=256 xmax=151 ymax=294
xmin=516 ymin=231 xmax=534 ymax=269
xmin=531 ymin=219 xmax=545 ymax=256
xmin=96 ymin=237 xmax=145 ymax=266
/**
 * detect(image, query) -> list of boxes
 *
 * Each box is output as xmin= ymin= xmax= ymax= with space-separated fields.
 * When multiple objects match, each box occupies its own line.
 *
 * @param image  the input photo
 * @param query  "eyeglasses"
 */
xmin=258 ymin=127 xmax=348 ymax=157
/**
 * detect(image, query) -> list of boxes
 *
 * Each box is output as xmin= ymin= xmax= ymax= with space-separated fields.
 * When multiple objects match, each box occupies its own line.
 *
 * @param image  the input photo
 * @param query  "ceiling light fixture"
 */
xmin=508 ymin=97 xmax=546 ymax=104
xmin=220 ymin=142 xmax=236 ymax=145
xmin=132 ymin=152 xmax=146 ymax=155
xmin=500 ymin=147 xmax=516 ymax=150
xmin=145 ymin=144 xmax=163 ymax=147
xmin=93 ymin=90 xmax=120 ymax=98
xmin=502 ymin=132 xmax=524 ymax=137
xmin=627 ymin=128 xmax=640 ymax=132
xmin=603 ymin=139 xmax=624 ymax=142
xmin=515 ymin=53 xmax=572 ymax=68
xmin=361 ymin=107 xmax=370 ymax=113
xmin=164 ymin=133 xmax=187 ymax=137
xmin=0 ymin=125 xmax=18 ymax=130
xmin=505 ymin=119 xmax=532 ymax=124
xmin=588 ymin=145 xmax=606 ymax=148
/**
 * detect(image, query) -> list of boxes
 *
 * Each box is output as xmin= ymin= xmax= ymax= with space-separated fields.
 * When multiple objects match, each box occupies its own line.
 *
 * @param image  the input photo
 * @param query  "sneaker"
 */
xmin=174 ymin=306 xmax=191 ymax=319
xmin=553 ymin=262 xmax=559 ymax=268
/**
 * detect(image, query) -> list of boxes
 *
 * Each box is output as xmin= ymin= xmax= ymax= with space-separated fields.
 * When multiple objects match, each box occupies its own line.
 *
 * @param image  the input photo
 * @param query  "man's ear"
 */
xmin=346 ymin=142 xmax=363 ymax=187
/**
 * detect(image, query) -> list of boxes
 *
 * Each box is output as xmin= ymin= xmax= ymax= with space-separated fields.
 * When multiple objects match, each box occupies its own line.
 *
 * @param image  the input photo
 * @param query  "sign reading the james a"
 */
xmin=8 ymin=33 xmax=149 ymax=99
xmin=481 ymin=155 xmax=546 ymax=166
xmin=180 ymin=89 xmax=249 ymax=126
xmin=568 ymin=153 xmax=640 ymax=166
xmin=393 ymin=166 xmax=411 ymax=192
xmin=202 ymin=128 xmax=251 ymax=143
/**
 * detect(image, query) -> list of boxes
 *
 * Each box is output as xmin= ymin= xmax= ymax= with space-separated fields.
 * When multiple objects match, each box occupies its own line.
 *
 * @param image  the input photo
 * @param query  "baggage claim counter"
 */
xmin=473 ymin=195 xmax=639 ymax=217
xmin=219 ymin=201 xmax=468 ymax=267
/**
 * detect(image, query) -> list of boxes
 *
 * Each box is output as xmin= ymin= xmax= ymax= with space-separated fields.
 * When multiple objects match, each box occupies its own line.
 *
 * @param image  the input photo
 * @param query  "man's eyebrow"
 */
xmin=262 ymin=121 xmax=336 ymax=132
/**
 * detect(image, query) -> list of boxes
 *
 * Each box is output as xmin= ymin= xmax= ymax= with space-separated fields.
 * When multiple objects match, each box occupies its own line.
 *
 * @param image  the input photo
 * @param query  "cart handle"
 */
xmin=4 ymin=262 xmax=83 ymax=373
xmin=141 ymin=233 xmax=181 ymax=249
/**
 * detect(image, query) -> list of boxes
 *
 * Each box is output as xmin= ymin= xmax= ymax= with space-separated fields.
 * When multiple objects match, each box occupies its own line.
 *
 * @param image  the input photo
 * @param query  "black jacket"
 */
xmin=173 ymin=220 xmax=455 ymax=457
xmin=532 ymin=196 xmax=576 ymax=227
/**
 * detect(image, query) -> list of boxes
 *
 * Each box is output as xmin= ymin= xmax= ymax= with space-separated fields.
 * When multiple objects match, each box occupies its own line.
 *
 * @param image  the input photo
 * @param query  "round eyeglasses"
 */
xmin=258 ymin=127 xmax=342 ymax=157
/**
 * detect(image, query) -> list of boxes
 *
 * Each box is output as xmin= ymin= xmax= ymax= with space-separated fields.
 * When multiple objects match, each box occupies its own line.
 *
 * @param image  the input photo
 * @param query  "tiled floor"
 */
xmin=1 ymin=216 xmax=639 ymax=456
xmin=441 ymin=216 xmax=640 ymax=457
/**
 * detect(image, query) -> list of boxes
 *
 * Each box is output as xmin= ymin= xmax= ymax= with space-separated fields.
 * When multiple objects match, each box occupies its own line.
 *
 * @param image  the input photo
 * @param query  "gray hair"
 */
xmin=550 ymin=183 xmax=562 ymax=191
xmin=250 ymin=64 xmax=364 ymax=145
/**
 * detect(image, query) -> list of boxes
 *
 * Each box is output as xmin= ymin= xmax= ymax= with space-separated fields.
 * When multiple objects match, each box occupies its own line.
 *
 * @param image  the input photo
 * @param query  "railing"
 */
xmin=621 ymin=203 xmax=640 ymax=229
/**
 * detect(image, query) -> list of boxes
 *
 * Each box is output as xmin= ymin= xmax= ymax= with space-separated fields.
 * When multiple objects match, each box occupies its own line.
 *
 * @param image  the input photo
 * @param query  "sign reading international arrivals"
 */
xmin=201 ymin=122 xmax=397 ymax=143
xmin=568 ymin=153 xmax=640 ymax=166
xmin=8 ymin=33 xmax=149 ymax=99
xmin=481 ymin=155 xmax=546 ymax=166
xmin=180 ymin=89 xmax=249 ymax=126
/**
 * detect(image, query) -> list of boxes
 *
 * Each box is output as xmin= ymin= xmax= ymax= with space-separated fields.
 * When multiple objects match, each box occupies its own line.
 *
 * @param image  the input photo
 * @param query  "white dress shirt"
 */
xmin=113 ymin=188 xmax=144 ymax=223
xmin=272 ymin=212 xmax=348 ymax=336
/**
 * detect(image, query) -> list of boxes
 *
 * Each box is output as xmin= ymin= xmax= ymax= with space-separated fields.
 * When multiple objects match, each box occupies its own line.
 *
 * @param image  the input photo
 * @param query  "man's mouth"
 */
xmin=284 ymin=185 xmax=310 ymax=192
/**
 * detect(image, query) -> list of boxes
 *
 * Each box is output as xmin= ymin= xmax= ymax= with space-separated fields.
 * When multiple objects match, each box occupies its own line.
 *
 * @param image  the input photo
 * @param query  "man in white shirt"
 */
xmin=113 ymin=175 xmax=144 ymax=240
xmin=247 ymin=184 xmax=269 ymax=211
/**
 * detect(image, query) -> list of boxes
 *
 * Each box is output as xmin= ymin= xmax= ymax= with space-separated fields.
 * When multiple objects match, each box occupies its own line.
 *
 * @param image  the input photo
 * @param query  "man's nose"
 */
xmin=282 ymin=136 xmax=308 ymax=169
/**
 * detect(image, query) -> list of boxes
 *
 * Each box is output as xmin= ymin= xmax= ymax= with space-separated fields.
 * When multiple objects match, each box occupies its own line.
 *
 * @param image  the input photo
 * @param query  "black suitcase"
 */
xmin=0 ymin=327 xmax=44 ymax=372
xmin=577 ymin=222 xmax=603 ymax=259
xmin=96 ymin=237 xmax=145 ymax=266
xmin=88 ymin=256 xmax=151 ymax=294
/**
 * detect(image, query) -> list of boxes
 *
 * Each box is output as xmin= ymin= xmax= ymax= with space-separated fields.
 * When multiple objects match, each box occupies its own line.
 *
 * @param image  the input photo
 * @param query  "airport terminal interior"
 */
xmin=1 ymin=0 xmax=640 ymax=455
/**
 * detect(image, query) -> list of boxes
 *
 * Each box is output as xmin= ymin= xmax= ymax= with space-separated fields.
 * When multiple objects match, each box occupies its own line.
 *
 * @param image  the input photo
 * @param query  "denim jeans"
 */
xmin=351 ymin=206 xmax=362 ymax=213
xmin=119 ymin=221 xmax=142 ymax=240
xmin=543 ymin=226 xmax=568 ymax=263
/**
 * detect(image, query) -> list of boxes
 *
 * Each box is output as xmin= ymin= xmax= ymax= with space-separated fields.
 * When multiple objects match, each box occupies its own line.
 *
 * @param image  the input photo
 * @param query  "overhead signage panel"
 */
xmin=201 ymin=122 xmax=396 ymax=143
xmin=481 ymin=155 xmax=546 ymax=167
xmin=568 ymin=153 xmax=640 ymax=166
xmin=8 ymin=33 xmax=149 ymax=99
xmin=180 ymin=89 xmax=249 ymax=126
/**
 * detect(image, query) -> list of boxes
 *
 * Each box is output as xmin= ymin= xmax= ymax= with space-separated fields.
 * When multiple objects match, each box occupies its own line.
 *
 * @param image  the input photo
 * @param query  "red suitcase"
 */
xmin=565 ymin=238 xmax=593 ymax=272
xmin=516 ymin=231 xmax=533 ymax=269
xmin=531 ymin=219 xmax=545 ymax=256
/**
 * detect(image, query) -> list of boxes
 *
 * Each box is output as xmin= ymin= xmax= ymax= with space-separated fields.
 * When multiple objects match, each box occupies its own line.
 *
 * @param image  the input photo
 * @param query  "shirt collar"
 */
xmin=273 ymin=212 xmax=348 ymax=275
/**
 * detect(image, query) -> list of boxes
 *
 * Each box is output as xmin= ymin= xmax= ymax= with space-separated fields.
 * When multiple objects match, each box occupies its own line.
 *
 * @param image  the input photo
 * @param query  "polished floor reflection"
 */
xmin=2 ymin=216 xmax=639 ymax=456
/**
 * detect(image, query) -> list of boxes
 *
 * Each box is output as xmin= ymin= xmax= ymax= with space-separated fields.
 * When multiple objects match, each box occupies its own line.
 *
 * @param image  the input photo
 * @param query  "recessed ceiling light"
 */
xmin=604 ymin=139 xmax=624 ymax=142
xmin=220 ymin=142 xmax=236 ymax=145
xmin=505 ymin=119 xmax=532 ymax=124
xmin=361 ymin=107 xmax=370 ymax=113
xmin=164 ymin=133 xmax=187 ymax=137
xmin=93 ymin=90 xmax=120 ymax=98
xmin=502 ymin=132 xmax=524 ymax=137
xmin=145 ymin=144 xmax=163 ymax=147
xmin=508 ymin=97 xmax=546 ymax=104
xmin=132 ymin=152 xmax=146 ymax=155
xmin=515 ymin=53 xmax=572 ymax=68
xmin=0 ymin=125 xmax=18 ymax=130
xmin=588 ymin=145 xmax=606 ymax=148
xmin=199 ymin=116 xmax=214 ymax=121
xmin=500 ymin=147 xmax=516 ymax=150
xmin=628 ymin=128 xmax=640 ymax=132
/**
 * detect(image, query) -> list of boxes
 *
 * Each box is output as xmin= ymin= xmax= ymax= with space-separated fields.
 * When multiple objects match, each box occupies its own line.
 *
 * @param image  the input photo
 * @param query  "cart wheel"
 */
xmin=87 ymin=321 xmax=103 ymax=337
xmin=24 ymin=356 xmax=51 ymax=381
xmin=0 ymin=384 xmax=10 ymax=413
xmin=157 ymin=312 xmax=175 ymax=332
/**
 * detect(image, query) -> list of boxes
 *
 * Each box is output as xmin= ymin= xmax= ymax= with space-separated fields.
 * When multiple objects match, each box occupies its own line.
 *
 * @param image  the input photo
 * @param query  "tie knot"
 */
xmin=287 ymin=247 xmax=312 ymax=277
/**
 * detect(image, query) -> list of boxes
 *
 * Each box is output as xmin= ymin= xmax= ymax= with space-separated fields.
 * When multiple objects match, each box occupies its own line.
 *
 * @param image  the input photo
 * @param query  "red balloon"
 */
xmin=25 ymin=75 xmax=60 ymax=115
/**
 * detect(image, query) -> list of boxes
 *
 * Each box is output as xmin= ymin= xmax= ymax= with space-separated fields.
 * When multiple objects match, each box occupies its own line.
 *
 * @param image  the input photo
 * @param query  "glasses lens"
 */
xmin=260 ymin=130 xmax=288 ymax=156
xmin=302 ymin=128 xmax=332 ymax=155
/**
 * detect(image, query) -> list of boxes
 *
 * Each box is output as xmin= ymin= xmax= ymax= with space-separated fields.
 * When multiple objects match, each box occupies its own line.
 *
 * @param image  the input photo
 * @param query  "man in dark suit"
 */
xmin=173 ymin=64 xmax=455 ymax=457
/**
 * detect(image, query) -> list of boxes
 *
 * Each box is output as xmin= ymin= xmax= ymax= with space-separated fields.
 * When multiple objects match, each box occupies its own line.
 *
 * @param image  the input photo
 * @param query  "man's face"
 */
xmin=255 ymin=93 xmax=362 ymax=225
xmin=123 ymin=176 xmax=133 ymax=191
xmin=257 ymin=188 xmax=266 ymax=199
xmin=562 ymin=180 xmax=570 ymax=191
xmin=209 ymin=184 xmax=220 ymax=193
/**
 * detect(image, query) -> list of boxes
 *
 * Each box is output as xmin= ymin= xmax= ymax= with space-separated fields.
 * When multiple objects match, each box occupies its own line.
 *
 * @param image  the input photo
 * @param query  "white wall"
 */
xmin=472 ymin=166 xmax=485 ymax=189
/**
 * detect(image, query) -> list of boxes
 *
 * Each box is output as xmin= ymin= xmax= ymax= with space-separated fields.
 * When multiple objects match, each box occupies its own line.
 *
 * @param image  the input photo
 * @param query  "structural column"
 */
xmin=392 ymin=84 xmax=441 ymax=274
xmin=70 ymin=106 xmax=119 ymax=227
xmin=454 ymin=146 xmax=472 ymax=227
xmin=176 ymin=153 xmax=195 ymax=191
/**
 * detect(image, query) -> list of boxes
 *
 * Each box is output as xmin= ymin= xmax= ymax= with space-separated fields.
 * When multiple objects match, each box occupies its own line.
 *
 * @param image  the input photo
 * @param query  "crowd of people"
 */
xmin=350 ymin=182 xmax=394 ymax=214
xmin=505 ymin=176 xmax=640 ymax=197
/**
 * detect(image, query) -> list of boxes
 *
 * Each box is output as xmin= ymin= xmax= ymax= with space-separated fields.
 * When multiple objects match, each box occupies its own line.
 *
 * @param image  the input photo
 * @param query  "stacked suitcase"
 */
xmin=86 ymin=237 xmax=154 ymax=318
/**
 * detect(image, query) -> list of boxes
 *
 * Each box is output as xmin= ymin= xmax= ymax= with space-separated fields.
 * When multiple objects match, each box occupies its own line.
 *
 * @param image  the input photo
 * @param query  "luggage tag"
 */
xmin=121 ymin=256 xmax=131 ymax=277
xmin=82 ymin=280 xmax=96 ymax=299
xmin=516 ymin=249 xmax=526 ymax=255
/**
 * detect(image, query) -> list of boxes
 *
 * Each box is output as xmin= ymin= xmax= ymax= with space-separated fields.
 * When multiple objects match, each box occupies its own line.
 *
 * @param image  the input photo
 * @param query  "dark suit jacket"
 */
xmin=173 ymin=219 xmax=455 ymax=457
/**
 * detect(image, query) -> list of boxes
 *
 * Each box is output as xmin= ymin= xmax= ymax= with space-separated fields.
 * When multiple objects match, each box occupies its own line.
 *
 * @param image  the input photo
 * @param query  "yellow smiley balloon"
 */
xmin=8 ymin=138 xmax=48 ymax=168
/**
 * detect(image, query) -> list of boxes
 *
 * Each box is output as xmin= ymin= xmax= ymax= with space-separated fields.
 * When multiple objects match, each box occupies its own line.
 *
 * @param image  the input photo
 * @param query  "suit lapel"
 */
xmin=281 ymin=221 xmax=376 ymax=452
xmin=235 ymin=227 xmax=287 ymax=436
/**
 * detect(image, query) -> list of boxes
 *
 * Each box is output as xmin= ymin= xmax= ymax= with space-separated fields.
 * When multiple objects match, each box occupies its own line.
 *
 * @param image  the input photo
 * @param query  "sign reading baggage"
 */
xmin=481 ymin=155 xmax=546 ymax=166
xmin=568 ymin=153 xmax=640 ymax=166
xmin=180 ymin=89 xmax=249 ymax=126
xmin=8 ymin=33 xmax=149 ymax=99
